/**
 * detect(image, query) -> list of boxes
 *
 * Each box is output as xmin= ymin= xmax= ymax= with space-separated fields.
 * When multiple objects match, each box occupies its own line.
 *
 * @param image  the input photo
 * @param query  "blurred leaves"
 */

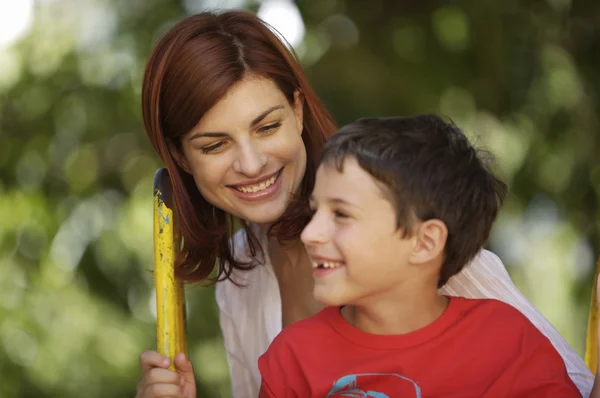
xmin=0 ymin=0 xmax=599 ymax=396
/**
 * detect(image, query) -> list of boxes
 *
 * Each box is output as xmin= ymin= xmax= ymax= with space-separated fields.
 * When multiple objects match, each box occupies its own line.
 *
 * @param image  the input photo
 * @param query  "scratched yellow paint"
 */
xmin=585 ymin=258 xmax=600 ymax=374
xmin=154 ymin=190 xmax=187 ymax=371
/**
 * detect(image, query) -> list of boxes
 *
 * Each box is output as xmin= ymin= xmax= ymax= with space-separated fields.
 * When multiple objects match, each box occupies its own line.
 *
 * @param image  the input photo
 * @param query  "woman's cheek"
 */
xmin=268 ymin=130 xmax=305 ymax=158
xmin=191 ymin=154 xmax=232 ymax=187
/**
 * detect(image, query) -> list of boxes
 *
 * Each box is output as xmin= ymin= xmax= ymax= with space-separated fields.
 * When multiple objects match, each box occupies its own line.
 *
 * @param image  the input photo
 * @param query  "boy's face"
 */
xmin=301 ymin=157 xmax=416 ymax=307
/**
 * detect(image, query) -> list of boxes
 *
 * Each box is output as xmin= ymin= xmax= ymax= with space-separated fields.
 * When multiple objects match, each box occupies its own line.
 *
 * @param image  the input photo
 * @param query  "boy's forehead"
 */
xmin=312 ymin=156 xmax=390 ymax=202
xmin=316 ymin=157 xmax=359 ymax=182
xmin=314 ymin=158 xmax=384 ymax=199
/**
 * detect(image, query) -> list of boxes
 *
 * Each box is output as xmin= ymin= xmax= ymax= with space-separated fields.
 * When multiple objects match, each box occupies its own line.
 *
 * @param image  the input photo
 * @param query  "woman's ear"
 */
xmin=293 ymin=90 xmax=304 ymax=134
xmin=409 ymin=219 xmax=448 ymax=265
xmin=168 ymin=140 xmax=192 ymax=174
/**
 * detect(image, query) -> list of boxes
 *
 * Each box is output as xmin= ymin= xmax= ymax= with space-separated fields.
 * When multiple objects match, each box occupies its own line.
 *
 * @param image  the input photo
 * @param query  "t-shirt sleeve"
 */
xmin=505 ymin=318 xmax=582 ymax=397
xmin=259 ymin=379 xmax=278 ymax=398
xmin=258 ymin=336 xmax=290 ymax=398
xmin=258 ymin=331 xmax=305 ymax=398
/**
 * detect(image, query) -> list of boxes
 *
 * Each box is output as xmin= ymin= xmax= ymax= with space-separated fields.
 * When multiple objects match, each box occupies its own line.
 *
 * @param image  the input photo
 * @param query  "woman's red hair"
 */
xmin=141 ymin=10 xmax=337 ymax=283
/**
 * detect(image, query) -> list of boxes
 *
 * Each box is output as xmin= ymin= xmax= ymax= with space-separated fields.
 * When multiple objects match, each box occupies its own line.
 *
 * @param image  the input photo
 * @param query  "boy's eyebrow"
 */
xmin=310 ymin=195 xmax=360 ymax=209
xmin=328 ymin=197 xmax=359 ymax=208
xmin=188 ymin=104 xmax=284 ymax=141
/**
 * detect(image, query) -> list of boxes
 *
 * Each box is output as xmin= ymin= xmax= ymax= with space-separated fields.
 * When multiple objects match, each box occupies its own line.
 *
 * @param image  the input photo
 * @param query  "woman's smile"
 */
xmin=228 ymin=168 xmax=284 ymax=202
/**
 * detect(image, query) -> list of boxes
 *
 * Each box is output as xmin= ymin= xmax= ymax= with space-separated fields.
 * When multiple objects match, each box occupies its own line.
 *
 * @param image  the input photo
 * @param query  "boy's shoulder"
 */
xmin=454 ymin=296 xmax=536 ymax=331
xmin=456 ymin=296 xmax=526 ymax=316
xmin=281 ymin=306 xmax=337 ymax=335
xmin=266 ymin=307 xmax=338 ymax=351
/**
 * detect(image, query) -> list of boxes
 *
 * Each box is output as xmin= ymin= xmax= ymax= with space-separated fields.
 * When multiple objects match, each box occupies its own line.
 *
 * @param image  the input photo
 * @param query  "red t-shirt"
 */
xmin=258 ymin=297 xmax=580 ymax=398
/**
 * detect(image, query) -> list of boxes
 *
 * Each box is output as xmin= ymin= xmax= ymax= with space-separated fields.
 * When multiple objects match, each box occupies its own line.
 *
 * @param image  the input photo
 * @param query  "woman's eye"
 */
xmin=201 ymin=141 xmax=225 ymax=154
xmin=258 ymin=122 xmax=282 ymax=134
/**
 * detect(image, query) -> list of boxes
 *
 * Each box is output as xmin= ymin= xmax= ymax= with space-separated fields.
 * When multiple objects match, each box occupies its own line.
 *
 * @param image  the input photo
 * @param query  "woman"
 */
xmin=134 ymin=10 xmax=593 ymax=398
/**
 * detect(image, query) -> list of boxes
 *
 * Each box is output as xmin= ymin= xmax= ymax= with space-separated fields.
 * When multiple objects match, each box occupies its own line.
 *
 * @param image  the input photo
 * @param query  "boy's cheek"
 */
xmin=313 ymin=278 xmax=344 ymax=305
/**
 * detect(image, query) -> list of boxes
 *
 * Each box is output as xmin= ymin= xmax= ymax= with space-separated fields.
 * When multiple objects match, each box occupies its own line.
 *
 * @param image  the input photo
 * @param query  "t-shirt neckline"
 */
xmin=325 ymin=296 xmax=464 ymax=350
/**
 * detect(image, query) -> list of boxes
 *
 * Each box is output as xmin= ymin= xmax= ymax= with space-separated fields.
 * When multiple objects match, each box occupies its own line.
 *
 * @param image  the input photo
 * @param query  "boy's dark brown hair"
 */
xmin=320 ymin=114 xmax=508 ymax=287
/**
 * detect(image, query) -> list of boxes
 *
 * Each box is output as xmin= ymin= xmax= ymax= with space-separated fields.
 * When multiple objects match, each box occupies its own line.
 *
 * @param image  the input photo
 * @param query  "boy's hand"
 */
xmin=136 ymin=351 xmax=196 ymax=398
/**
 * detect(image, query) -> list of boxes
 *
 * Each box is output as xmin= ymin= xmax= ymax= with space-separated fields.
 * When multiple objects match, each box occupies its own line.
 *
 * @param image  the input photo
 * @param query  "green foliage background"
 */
xmin=0 ymin=0 xmax=598 ymax=396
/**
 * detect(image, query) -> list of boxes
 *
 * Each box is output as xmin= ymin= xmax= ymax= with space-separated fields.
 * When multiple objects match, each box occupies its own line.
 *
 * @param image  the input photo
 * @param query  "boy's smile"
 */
xmin=310 ymin=255 xmax=346 ymax=278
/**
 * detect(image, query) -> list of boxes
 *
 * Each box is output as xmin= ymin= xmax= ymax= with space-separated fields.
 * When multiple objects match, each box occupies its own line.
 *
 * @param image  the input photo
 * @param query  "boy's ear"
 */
xmin=409 ymin=219 xmax=447 ymax=265
xmin=168 ymin=141 xmax=192 ymax=174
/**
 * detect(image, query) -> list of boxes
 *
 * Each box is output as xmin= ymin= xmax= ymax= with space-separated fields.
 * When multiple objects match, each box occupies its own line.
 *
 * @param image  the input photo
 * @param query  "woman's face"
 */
xmin=176 ymin=75 xmax=307 ymax=226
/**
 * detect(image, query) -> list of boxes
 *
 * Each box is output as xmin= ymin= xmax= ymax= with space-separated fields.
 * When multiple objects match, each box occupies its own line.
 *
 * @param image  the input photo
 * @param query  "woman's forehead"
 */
xmin=194 ymin=76 xmax=289 ymax=131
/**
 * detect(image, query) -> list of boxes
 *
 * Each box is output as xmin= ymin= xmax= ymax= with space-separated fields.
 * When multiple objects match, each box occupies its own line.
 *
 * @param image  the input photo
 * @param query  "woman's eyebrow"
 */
xmin=249 ymin=105 xmax=284 ymax=127
xmin=189 ymin=105 xmax=284 ymax=141
xmin=188 ymin=131 xmax=228 ymax=141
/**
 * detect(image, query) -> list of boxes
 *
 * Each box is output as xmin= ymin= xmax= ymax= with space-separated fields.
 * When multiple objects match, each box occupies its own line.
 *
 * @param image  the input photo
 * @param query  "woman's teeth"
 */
xmin=312 ymin=261 xmax=343 ymax=269
xmin=236 ymin=174 xmax=277 ymax=193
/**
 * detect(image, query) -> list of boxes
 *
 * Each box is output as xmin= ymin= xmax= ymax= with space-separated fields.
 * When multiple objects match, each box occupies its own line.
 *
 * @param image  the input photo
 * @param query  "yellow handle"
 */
xmin=153 ymin=168 xmax=187 ymax=370
xmin=585 ymin=258 xmax=600 ymax=374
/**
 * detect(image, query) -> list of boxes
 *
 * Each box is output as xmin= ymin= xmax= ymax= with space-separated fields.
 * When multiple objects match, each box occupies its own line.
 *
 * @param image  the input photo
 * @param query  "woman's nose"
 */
xmin=232 ymin=141 xmax=268 ymax=177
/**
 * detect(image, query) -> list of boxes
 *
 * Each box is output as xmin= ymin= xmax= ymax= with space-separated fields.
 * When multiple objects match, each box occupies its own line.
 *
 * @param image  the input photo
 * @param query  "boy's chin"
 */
xmin=314 ymin=290 xmax=347 ymax=307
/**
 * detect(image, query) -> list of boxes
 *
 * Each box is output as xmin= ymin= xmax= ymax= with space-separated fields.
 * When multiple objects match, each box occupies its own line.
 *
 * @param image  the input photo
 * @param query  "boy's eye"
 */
xmin=258 ymin=122 xmax=282 ymax=133
xmin=201 ymin=141 xmax=225 ymax=154
xmin=334 ymin=210 xmax=349 ymax=219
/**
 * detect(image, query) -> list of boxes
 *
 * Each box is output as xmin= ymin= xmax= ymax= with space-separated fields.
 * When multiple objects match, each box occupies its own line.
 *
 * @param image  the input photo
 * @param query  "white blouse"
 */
xmin=215 ymin=227 xmax=594 ymax=398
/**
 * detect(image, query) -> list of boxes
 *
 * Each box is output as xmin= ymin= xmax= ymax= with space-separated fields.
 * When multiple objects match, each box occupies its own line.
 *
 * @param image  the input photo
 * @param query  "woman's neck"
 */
xmin=267 ymin=236 xmax=324 ymax=328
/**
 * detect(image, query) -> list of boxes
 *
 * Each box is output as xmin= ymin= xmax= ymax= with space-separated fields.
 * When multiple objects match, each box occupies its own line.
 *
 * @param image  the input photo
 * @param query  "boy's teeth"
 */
xmin=312 ymin=261 xmax=343 ymax=269
xmin=237 ymin=175 xmax=277 ymax=193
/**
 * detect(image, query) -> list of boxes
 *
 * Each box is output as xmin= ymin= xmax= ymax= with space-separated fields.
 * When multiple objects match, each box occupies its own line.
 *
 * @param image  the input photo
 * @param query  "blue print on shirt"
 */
xmin=325 ymin=373 xmax=421 ymax=398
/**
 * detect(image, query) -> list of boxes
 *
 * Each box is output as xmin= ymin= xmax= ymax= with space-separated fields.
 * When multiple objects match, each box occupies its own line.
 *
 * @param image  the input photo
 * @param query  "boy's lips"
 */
xmin=309 ymin=255 xmax=345 ymax=270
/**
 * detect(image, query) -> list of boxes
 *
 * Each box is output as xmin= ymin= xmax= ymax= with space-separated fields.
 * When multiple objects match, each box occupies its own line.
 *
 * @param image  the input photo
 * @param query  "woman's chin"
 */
xmin=237 ymin=201 xmax=289 ymax=226
xmin=230 ymin=190 xmax=293 ymax=225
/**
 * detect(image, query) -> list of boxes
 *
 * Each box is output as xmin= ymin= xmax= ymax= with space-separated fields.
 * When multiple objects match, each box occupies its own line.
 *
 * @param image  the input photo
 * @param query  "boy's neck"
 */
xmin=342 ymin=286 xmax=448 ymax=336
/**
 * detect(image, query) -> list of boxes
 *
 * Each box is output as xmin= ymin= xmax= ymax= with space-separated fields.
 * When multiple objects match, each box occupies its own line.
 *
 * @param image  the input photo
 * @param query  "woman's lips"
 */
xmin=228 ymin=169 xmax=283 ymax=202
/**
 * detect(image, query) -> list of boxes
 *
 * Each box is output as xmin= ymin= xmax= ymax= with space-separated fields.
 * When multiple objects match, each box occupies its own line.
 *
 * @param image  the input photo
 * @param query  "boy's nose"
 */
xmin=301 ymin=212 xmax=329 ymax=246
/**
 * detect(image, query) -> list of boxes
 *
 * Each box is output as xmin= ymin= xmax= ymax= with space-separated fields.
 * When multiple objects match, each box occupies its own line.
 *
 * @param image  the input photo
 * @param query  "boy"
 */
xmin=258 ymin=115 xmax=580 ymax=397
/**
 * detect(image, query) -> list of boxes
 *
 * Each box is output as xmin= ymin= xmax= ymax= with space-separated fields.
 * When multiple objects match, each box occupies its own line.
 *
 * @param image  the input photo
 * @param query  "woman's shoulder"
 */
xmin=230 ymin=226 xmax=252 ymax=259
xmin=215 ymin=226 xmax=274 ymax=312
xmin=459 ymin=248 xmax=510 ymax=280
xmin=230 ymin=224 xmax=268 ymax=262
xmin=441 ymin=248 xmax=512 ymax=298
